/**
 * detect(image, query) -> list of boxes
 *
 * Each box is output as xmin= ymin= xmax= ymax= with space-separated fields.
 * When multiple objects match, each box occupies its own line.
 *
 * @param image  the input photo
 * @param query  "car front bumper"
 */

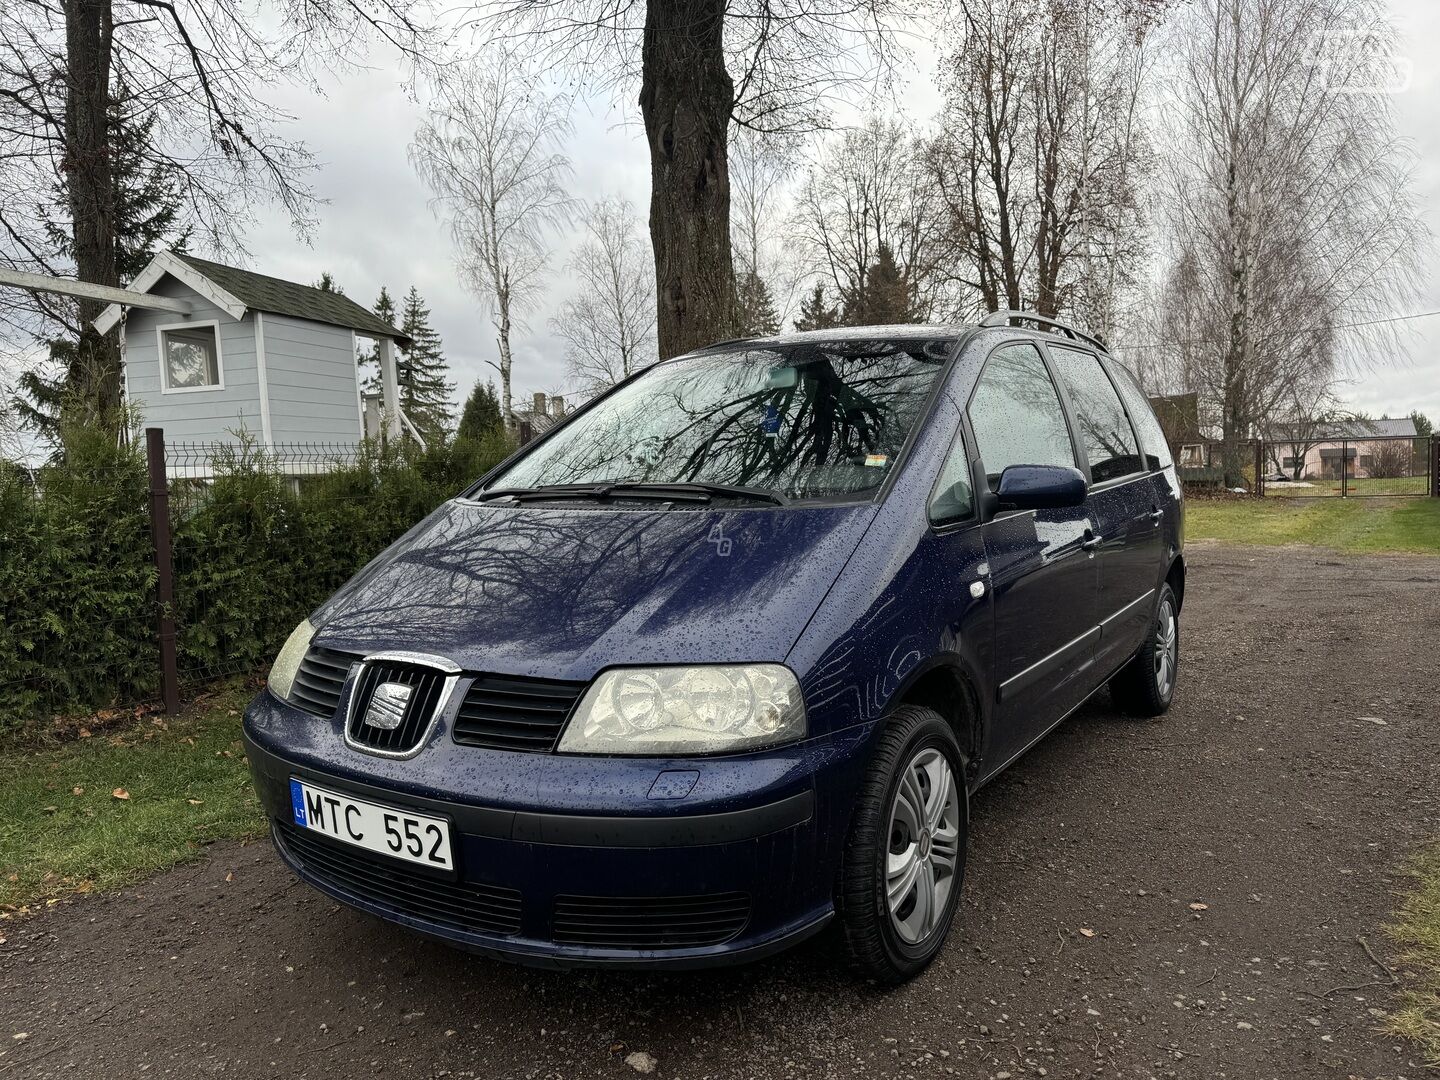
xmin=243 ymin=690 xmax=872 ymax=969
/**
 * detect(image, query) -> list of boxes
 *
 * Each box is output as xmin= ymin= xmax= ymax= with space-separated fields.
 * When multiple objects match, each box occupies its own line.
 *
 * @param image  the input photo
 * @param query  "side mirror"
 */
xmin=996 ymin=464 xmax=1087 ymax=511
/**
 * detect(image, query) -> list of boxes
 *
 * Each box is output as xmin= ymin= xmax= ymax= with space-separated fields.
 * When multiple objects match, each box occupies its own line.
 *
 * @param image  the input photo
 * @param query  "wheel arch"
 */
xmin=1166 ymin=552 xmax=1186 ymax=612
xmin=885 ymin=657 xmax=986 ymax=787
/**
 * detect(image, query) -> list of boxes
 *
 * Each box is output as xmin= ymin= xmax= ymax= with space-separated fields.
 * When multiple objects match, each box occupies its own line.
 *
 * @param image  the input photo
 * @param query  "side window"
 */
xmin=928 ymin=429 xmax=975 ymax=524
xmin=1105 ymin=360 xmax=1173 ymax=470
xmin=1047 ymin=346 xmax=1142 ymax=483
xmin=967 ymin=342 xmax=1077 ymax=491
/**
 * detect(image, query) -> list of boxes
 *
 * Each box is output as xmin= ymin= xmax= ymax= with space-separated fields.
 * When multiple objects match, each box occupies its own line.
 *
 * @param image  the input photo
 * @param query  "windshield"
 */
xmin=487 ymin=338 xmax=954 ymax=502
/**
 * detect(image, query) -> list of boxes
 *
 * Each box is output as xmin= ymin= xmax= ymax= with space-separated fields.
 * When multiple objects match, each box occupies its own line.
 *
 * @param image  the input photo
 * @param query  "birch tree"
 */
xmin=1151 ymin=0 xmax=1424 ymax=470
xmin=410 ymin=55 xmax=575 ymax=420
xmin=550 ymin=196 xmax=656 ymax=396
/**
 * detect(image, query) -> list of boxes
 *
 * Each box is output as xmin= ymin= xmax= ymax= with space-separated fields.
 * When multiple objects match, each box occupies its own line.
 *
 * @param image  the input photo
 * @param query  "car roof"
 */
xmin=691 ymin=324 xmax=974 ymax=354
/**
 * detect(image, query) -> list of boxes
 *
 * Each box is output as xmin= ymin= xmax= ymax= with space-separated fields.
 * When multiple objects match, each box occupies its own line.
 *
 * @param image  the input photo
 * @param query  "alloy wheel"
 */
xmin=1154 ymin=599 xmax=1177 ymax=698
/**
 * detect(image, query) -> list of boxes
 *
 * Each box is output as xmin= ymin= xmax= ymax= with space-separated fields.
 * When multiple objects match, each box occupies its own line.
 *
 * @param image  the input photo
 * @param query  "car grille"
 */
xmin=345 ymin=660 xmax=448 ymax=755
xmin=276 ymin=824 xmax=522 ymax=936
xmin=451 ymin=673 xmax=588 ymax=753
xmin=288 ymin=646 xmax=358 ymax=718
xmin=551 ymin=893 xmax=751 ymax=949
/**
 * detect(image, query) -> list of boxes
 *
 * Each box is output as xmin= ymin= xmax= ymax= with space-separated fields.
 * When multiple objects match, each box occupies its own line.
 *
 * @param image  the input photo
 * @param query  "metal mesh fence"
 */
xmin=1262 ymin=434 xmax=1434 ymax=498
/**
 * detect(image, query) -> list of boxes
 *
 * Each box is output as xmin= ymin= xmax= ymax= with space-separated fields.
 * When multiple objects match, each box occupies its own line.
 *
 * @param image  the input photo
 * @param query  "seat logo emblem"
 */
xmin=363 ymin=681 xmax=412 ymax=730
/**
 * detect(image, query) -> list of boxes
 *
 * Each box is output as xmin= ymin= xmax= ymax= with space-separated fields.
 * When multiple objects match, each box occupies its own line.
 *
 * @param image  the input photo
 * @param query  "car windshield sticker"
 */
xmin=761 ymin=405 xmax=782 ymax=437
xmin=864 ymin=453 xmax=889 ymax=467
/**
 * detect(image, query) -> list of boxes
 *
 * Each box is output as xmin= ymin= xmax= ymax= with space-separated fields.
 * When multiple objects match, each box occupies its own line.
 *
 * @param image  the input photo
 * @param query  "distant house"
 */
xmin=95 ymin=253 xmax=416 ymax=472
xmin=510 ymin=391 xmax=568 ymax=443
xmin=1270 ymin=417 xmax=1419 ymax=480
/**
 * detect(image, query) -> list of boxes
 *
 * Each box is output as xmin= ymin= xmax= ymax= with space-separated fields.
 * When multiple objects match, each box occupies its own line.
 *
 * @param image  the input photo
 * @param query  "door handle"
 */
xmin=1147 ymin=507 xmax=1163 ymax=524
xmin=1081 ymin=530 xmax=1103 ymax=551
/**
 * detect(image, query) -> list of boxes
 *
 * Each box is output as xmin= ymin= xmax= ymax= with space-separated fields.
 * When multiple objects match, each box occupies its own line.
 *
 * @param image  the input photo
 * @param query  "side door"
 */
xmin=966 ymin=341 xmax=1099 ymax=774
xmin=1043 ymin=345 xmax=1163 ymax=679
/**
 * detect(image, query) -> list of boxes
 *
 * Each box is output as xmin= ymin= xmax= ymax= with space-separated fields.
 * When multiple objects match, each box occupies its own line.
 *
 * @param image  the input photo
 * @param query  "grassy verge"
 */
xmin=1388 ymin=847 xmax=1440 ymax=1062
xmin=1186 ymin=497 xmax=1440 ymax=554
xmin=0 ymin=682 xmax=265 ymax=912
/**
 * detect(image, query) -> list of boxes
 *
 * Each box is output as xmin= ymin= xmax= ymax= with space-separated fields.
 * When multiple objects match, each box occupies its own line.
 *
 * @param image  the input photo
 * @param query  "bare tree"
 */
xmin=924 ymin=0 xmax=1157 ymax=325
xmin=551 ymin=196 xmax=656 ymax=396
xmin=1259 ymin=381 xmax=1350 ymax=479
xmin=472 ymin=1 xmax=914 ymax=359
xmin=1150 ymin=0 xmax=1425 ymax=472
xmin=729 ymin=126 xmax=804 ymax=328
xmin=790 ymin=115 xmax=947 ymax=323
xmin=410 ymin=54 xmax=575 ymax=421
xmin=1367 ymin=439 xmax=1412 ymax=480
xmin=0 ymin=0 xmax=442 ymax=431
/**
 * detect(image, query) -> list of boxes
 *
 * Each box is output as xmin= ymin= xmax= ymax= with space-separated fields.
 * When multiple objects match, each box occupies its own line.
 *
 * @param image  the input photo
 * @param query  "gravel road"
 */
xmin=3 ymin=542 xmax=1438 ymax=1080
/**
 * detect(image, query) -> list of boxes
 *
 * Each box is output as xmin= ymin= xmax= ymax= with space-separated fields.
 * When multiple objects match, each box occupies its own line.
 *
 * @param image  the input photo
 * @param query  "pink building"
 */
xmin=1271 ymin=417 xmax=1419 ymax=480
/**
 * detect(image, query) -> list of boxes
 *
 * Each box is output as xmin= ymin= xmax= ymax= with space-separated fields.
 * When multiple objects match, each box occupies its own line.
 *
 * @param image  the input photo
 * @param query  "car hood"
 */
xmin=312 ymin=499 xmax=878 ymax=680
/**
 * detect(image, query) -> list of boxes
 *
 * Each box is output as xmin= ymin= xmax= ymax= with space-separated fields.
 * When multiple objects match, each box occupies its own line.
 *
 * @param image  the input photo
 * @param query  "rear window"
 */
xmin=1047 ymin=346 xmax=1143 ymax=483
xmin=1105 ymin=360 xmax=1174 ymax=470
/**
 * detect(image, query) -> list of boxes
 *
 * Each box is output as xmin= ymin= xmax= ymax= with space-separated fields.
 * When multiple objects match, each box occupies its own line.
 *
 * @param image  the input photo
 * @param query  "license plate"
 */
xmin=289 ymin=778 xmax=454 ymax=870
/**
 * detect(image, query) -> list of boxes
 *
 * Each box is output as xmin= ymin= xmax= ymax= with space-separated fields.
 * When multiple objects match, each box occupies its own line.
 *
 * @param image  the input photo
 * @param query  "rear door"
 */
xmin=1044 ymin=345 xmax=1162 ymax=679
xmin=966 ymin=341 xmax=1099 ymax=771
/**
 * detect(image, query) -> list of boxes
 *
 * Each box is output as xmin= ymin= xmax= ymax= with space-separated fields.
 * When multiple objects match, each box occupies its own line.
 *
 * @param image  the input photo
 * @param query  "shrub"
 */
xmin=0 ymin=429 xmax=514 ymax=737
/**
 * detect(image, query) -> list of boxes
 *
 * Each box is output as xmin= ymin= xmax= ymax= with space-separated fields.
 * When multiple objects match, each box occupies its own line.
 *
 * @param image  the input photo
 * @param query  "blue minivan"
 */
xmin=244 ymin=313 xmax=1184 ymax=984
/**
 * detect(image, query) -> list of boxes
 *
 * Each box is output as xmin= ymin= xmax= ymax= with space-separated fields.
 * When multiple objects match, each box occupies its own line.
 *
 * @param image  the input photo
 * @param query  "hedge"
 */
xmin=0 ymin=428 xmax=511 ymax=737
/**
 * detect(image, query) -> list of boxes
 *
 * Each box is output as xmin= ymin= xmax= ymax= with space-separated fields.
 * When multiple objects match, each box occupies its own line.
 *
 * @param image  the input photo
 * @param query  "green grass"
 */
xmin=1387 ymin=846 xmax=1440 ymax=1062
xmin=0 ymin=683 xmax=265 ymax=911
xmin=1186 ymin=497 xmax=1440 ymax=554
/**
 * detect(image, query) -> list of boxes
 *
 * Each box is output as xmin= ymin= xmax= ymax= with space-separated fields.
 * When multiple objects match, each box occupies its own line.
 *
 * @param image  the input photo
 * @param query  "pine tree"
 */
xmin=358 ymin=288 xmax=398 ymax=395
xmin=398 ymin=286 xmax=455 ymax=442
xmin=734 ymin=269 xmax=780 ymax=337
xmin=26 ymin=81 xmax=191 ymax=442
xmin=457 ymin=381 xmax=504 ymax=442
xmin=314 ymin=272 xmax=345 ymax=294
xmin=843 ymin=244 xmax=915 ymax=326
xmin=794 ymin=282 xmax=841 ymax=332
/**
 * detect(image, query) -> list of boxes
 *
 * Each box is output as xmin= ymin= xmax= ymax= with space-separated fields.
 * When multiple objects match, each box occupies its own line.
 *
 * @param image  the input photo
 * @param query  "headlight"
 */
xmin=558 ymin=664 xmax=806 ymax=755
xmin=267 ymin=618 xmax=316 ymax=703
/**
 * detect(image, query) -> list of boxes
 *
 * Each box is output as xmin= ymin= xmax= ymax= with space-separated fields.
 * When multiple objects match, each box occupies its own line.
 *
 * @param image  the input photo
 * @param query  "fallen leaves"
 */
xmin=1189 ymin=902 xmax=1209 ymax=911
xmin=111 ymin=788 xmax=130 ymax=801
xmin=186 ymin=798 xmax=203 ymax=806
xmin=71 ymin=786 xmax=84 ymax=796
xmin=1079 ymin=928 xmax=1097 ymax=938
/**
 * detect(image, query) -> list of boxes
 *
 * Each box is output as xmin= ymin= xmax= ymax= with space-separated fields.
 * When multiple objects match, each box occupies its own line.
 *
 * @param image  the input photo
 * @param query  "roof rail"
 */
xmin=978 ymin=310 xmax=1108 ymax=353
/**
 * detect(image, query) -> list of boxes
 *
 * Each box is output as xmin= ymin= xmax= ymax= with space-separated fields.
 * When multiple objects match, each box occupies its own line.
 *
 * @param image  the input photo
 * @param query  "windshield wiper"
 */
xmin=471 ymin=481 xmax=788 ymax=506
xmin=605 ymin=481 xmax=789 ymax=506
xmin=471 ymin=483 xmax=711 ymax=505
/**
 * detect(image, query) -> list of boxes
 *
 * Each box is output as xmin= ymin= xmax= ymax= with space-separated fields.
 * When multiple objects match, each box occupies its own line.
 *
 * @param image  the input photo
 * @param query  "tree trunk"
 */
xmin=63 ymin=0 xmax=122 ymax=429
xmin=639 ymin=0 xmax=734 ymax=359
xmin=496 ymin=279 xmax=514 ymax=424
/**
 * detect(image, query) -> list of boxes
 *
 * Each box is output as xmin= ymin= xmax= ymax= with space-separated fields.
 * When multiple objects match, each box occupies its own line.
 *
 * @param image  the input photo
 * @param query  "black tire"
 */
xmin=836 ymin=704 xmax=967 ymax=986
xmin=1109 ymin=582 xmax=1179 ymax=717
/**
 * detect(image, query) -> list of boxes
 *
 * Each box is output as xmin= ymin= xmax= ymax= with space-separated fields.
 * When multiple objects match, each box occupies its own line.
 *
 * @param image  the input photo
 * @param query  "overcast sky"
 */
xmin=242 ymin=0 xmax=1440 ymax=424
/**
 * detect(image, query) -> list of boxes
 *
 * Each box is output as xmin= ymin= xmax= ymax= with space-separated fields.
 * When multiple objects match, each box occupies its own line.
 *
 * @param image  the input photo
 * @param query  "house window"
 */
xmin=1282 ymin=456 xmax=1298 ymax=469
xmin=161 ymin=324 xmax=221 ymax=391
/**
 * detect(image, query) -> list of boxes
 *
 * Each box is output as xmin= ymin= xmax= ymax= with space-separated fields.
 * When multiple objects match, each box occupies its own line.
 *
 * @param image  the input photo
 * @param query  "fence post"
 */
xmin=145 ymin=427 xmax=181 ymax=716
xmin=1253 ymin=439 xmax=1264 ymax=498
xmin=1341 ymin=439 xmax=1349 ymax=498
xmin=1431 ymin=436 xmax=1439 ymax=498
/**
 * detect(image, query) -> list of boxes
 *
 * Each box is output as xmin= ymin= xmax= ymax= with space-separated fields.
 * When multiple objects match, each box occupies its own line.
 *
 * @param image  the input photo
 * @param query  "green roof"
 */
xmin=175 ymin=254 xmax=410 ymax=344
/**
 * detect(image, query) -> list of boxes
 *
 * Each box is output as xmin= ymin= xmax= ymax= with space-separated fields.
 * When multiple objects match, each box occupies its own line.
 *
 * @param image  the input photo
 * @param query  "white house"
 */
xmin=95 ymin=253 xmax=416 ymax=463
